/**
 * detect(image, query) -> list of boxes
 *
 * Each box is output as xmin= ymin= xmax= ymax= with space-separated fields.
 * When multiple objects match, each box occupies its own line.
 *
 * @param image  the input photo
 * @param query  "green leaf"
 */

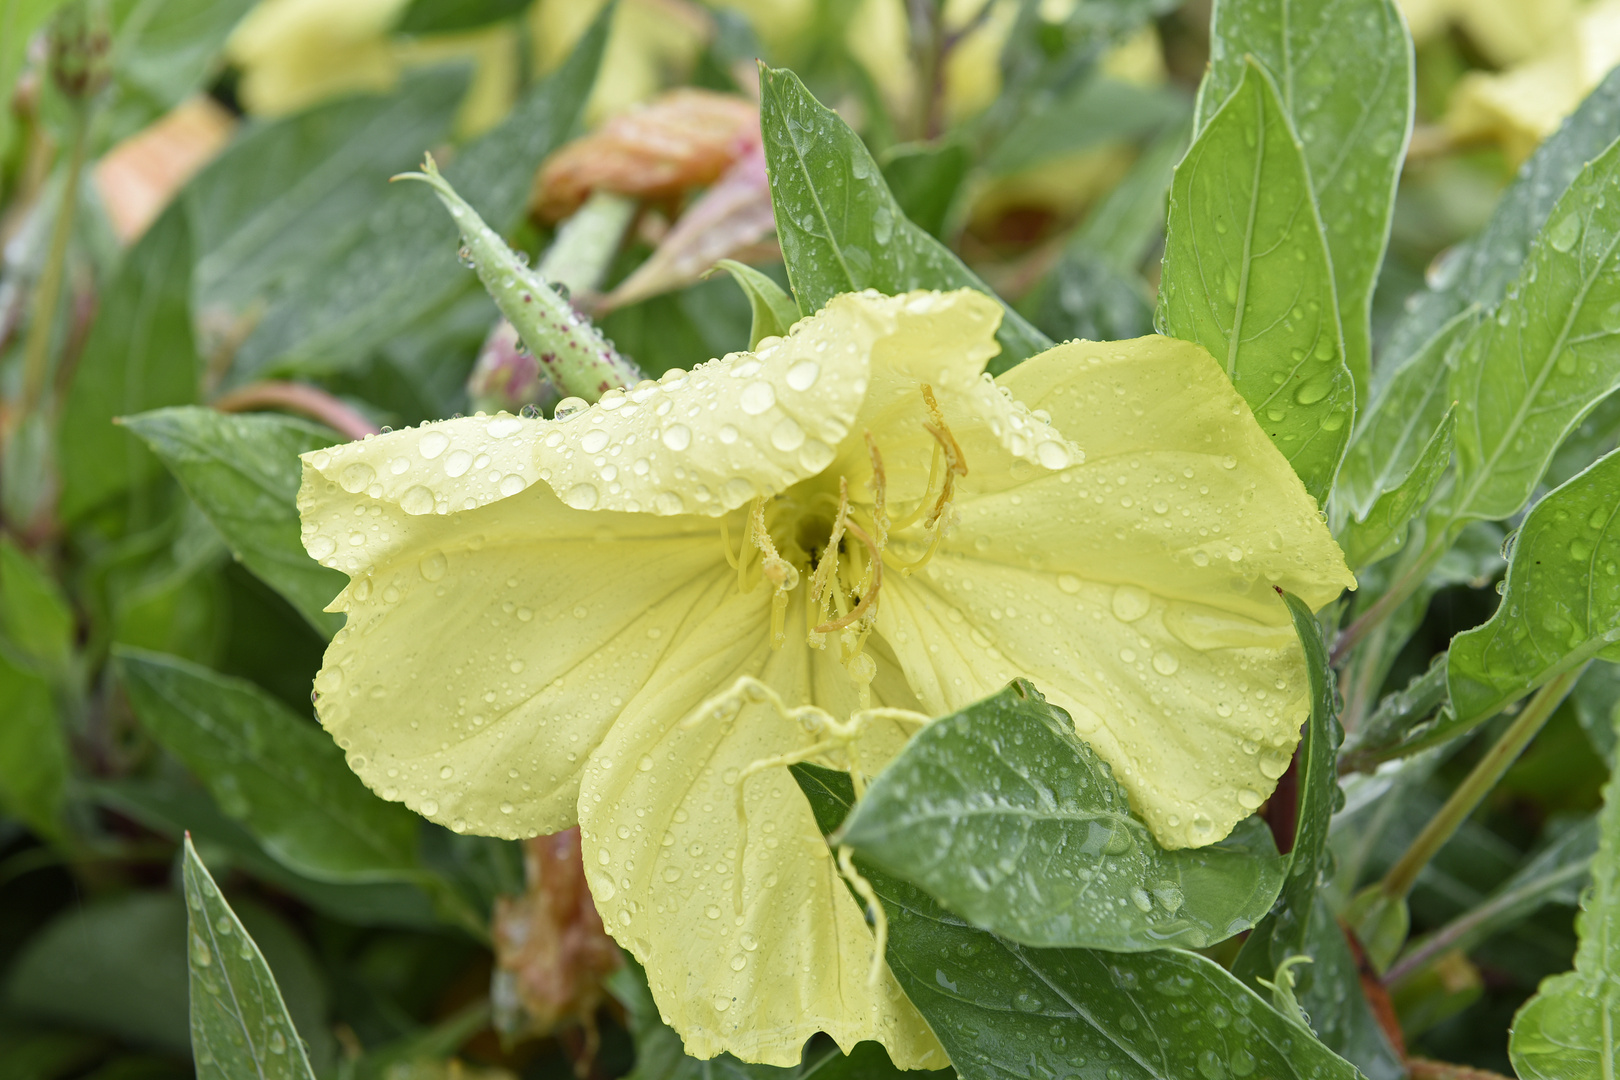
xmin=984 ymin=76 xmax=1188 ymax=178
xmin=1158 ymin=61 xmax=1353 ymax=503
xmin=1230 ymin=594 xmax=1402 ymax=1079
xmin=58 ymin=203 xmax=199 ymax=521
xmin=1389 ymin=815 xmax=1597 ymax=987
xmin=117 ymin=648 xmax=421 ymax=882
xmin=879 ymin=140 xmax=969 ymax=239
xmin=1196 ymin=0 xmax=1412 ymax=402
xmin=103 ymin=0 xmax=255 ymax=143
xmin=92 ymin=777 xmax=442 ymax=929
xmin=793 ymin=764 xmax=1359 ymax=1080
xmin=1382 ymin=65 xmax=1620 ymax=374
xmin=0 ymin=2 xmax=72 ymax=159
xmin=231 ymin=5 xmax=611 ymax=381
xmin=1025 ymin=251 xmax=1153 ymax=345
xmin=1446 ymin=135 xmax=1620 ymax=526
xmin=123 ymin=407 xmax=346 ymax=637
xmin=1510 ymin=706 xmax=1620 ymax=1079
xmin=0 ymin=534 xmax=74 ymax=674
xmin=1336 ymin=306 xmax=1473 ymax=521
xmin=714 ymin=260 xmax=800 ymax=349
xmin=188 ymin=69 xmax=467 ymax=316
xmin=396 ymin=0 xmax=528 ymax=34
xmin=1339 ymin=651 xmax=1449 ymax=770
xmin=1340 ymin=405 xmax=1456 ymax=569
xmin=0 ymin=653 xmax=67 ymax=837
xmin=758 ymin=64 xmax=1052 ymax=373
xmin=182 ymin=836 xmax=320 ymax=1080
xmin=838 ymin=681 xmax=1287 ymax=951
xmin=1062 ymin=116 xmax=1190 ymax=272
xmin=1447 ymin=448 xmax=1620 ymax=726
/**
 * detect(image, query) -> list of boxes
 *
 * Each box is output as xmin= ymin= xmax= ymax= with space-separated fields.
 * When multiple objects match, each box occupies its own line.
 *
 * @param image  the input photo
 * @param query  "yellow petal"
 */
xmin=533 ymin=294 xmax=884 ymax=518
xmin=829 ymin=289 xmax=1078 ymax=505
xmin=306 ymin=468 xmax=742 ymax=837
xmin=299 ymin=416 xmax=549 ymax=578
xmin=878 ymin=335 xmax=1355 ymax=849
xmin=578 ymin=590 xmax=944 ymax=1068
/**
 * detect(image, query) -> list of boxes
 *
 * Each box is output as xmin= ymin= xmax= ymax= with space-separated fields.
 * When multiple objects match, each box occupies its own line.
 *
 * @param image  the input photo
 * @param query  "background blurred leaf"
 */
xmin=57 ymin=203 xmax=199 ymax=522
xmin=0 ymin=654 xmax=66 ymax=837
xmin=1446 ymin=135 xmax=1620 ymax=526
xmin=182 ymin=836 xmax=322 ymax=1080
xmin=395 ymin=0 xmax=528 ymax=36
xmin=1447 ymin=450 xmax=1620 ymax=726
xmin=879 ymin=140 xmax=969 ymax=239
xmin=118 ymin=648 xmax=421 ymax=882
xmin=840 ymin=681 xmax=1286 ymax=951
xmin=1158 ymin=61 xmax=1352 ymax=502
xmin=188 ymin=69 xmax=467 ymax=317
xmin=795 ymin=763 xmax=1360 ymax=1080
xmin=0 ymin=535 xmax=74 ymax=674
xmin=759 ymin=65 xmax=1052 ymax=373
xmin=984 ymin=77 xmax=1187 ymax=178
xmin=1382 ymin=66 xmax=1620 ymax=377
xmin=1196 ymin=0 xmax=1412 ymax=401
xmin=1510 ymin=707 xmax=1620 ymax=1079
xmin=102 ymin=0 xmax=255 ymax=144
xmin=0 ymin=1 xmax=72 ymax=159
xmin=231 ymin=5 xmax=611 ymax=381
xmin=124 ymin=406 xmax=344 ymax=636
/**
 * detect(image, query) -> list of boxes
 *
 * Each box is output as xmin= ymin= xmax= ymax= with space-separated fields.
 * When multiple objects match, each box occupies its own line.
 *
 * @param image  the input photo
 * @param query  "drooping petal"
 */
xmin=532 ymin=294 xmax=883 ymax=517
xmin=578 ymin=590 xmax=943 ymax=1068
xmin=301 ymin=430 xmax=755 ymax=836
xmin=876 ymin=335 xmax=1355 ymax=849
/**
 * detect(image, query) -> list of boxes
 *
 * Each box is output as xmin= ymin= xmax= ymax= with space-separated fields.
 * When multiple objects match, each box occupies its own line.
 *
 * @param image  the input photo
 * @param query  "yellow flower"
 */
xmin=298 ymin=289 xmax=1352 ymax=1065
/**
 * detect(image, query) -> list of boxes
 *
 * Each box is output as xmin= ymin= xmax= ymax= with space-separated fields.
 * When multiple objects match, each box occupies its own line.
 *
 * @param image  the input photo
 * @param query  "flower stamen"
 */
xmin=751 ymin=498 xmax=799 ymax=648
xmin=815 ymin=520 xmax=881 ymax=634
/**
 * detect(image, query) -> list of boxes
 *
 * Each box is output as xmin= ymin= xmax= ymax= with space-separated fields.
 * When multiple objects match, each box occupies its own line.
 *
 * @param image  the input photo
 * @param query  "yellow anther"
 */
xmin=815 ymin=519 xmax=882 ymax=633
xmin=751 ymin=499 xmax=798 ymax=647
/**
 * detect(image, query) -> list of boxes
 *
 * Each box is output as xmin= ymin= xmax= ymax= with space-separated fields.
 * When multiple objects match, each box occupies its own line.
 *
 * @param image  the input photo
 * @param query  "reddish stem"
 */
xmin=212 ymin=381 xmax=379 ymax=440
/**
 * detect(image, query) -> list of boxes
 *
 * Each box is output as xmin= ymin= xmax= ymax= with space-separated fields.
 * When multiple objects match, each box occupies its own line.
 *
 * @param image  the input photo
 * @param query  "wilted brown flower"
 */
xmin=491 ymin=828 xmax=622 ymax=1049
xmin=533 ymin=88 xmax=758 ymax=221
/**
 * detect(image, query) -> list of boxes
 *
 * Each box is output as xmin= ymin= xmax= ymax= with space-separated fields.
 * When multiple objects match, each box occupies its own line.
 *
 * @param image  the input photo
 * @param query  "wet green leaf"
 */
xmin=58 ymin=204 xmax=199 ymax=521
xmin=124 ymin=407 xmax=346 ymax=637
xmin=232 ymin=6 xmax=610 ymax=380
xmin=1382 ymin=66 xmax=1620 ymax=374
xmin=1511 ymin=707 xmax=1620 ymax=1079
xmin=1196 ymin=0 xmax=1412 ymax=401
xmin=713 ymin=260 xmax=799 ymax=350
xmin=117 ymin=648 xmax=421 ymax=882
xmin=1340 ymin=406 xmax=1456 ymax=569
xmin=1231 ymin=594 xmax=1403 ymax=1078
xmin=1447 ymin=136 xmax=1620 ymax=526
xmin=839 ymin=680 xmax=1286 ymax=951
xmin=1337 ymin=307 xmax=1473 ymax=522
xmin=1339 ymin=651 xmax=1450 ymax=770
xmin=794 ymin=764 xmax=1359 ymax=1080
xmin=182 ymin=836 xmax=320 ymax=1080
xmin=758 ymin=64 xmax=1051 ymax=373
xmin=1448 ymin=449 xmax=1620 ymax=726
xmin=1158 ymin=61 xmax=1353 ymax=502
xmin=188 ymin=69 xmax=466 ymax=316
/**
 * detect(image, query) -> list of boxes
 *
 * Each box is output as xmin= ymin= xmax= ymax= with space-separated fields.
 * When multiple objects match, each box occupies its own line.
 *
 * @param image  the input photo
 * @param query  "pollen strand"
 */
xmin=837 ymin=844 xmax=889 ymax=989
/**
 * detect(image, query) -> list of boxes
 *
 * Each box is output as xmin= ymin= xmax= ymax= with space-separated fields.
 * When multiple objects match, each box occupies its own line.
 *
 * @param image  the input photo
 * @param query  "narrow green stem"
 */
xmin=1330 ymin=536 xmax=1446 ymax=665
xmin=538 ymin=189 xmax=635 ymax=297
xmin=1380 ymin=664 xmax=1586 ymax=901
xmin=395 ymin=155 xmax=644 ymax=402
xmin=19 ymin=110 xmax=88 ymax=417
